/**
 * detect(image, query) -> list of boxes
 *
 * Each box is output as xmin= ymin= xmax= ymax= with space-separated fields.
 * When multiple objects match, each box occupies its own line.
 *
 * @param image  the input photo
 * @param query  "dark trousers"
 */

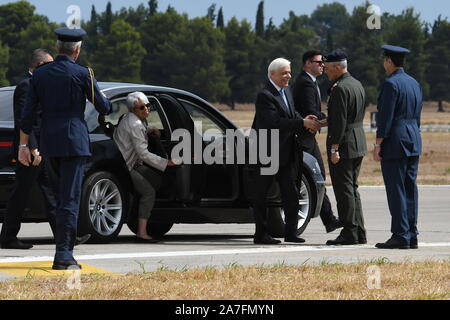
xmin=381 ymin=156 xmax=419 ymax=243
xmin=301 ymin=139 xmax=337 ymax=226
xmin=253 ymin=162 xmax=300 ymax=238
xmin=0 ymin=160 xmax=57 ymax=243
xmin=46 ymin=156 xmax=86 ymax=261
xmin=328 ymin=156 xmax=366 ymax=241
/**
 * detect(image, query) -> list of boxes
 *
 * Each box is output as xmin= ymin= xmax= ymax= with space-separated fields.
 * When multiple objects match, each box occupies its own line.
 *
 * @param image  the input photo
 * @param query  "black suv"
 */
xmin=0 ymin=83 xmax=325 ymax=243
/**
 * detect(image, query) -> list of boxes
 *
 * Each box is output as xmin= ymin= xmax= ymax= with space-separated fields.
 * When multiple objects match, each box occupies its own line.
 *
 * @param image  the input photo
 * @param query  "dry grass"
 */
xmin=317 ymin=132 xmax=450 ymax=185
xmin=214 ymin=103 xmax=450 ymax=185
xmin=0 ymin=260 xmax=448 ymax=300
xmin=214 ymin=101 xmax=450 ymax=126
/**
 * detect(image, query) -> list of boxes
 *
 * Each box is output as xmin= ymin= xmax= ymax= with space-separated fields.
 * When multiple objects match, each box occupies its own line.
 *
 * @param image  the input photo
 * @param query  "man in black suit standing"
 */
xmin=0 ymin=49 xmax=55 ymax=249
xmin=251 ymin=58 xmax=320 ymax=245
xmin=292 ymin=50 xmax=343 ymax=233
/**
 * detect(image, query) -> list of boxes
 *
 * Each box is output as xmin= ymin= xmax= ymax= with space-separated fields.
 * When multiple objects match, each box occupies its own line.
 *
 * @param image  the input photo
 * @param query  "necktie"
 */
xmin=314 ymin=81 xmax=322 ymax=101
xmin=280 ymin=88 xmax=290 ymax=113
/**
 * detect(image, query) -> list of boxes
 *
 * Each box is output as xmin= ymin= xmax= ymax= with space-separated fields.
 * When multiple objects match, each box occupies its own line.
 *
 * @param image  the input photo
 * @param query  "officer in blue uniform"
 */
xmin=374 ymin=45 xmax=423 ymax=249
xmin=18 ymin=28 xmax=112 ymax=269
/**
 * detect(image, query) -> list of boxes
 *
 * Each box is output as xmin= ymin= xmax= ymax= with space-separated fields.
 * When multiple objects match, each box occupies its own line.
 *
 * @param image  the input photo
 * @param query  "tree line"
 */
xmin=0 ymin=0 xmax=449 ymax=109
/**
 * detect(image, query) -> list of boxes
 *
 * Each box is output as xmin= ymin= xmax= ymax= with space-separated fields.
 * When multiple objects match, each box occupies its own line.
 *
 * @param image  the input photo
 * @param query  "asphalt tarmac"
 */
xmin=0 ymin=186 xmax=449 ymax=281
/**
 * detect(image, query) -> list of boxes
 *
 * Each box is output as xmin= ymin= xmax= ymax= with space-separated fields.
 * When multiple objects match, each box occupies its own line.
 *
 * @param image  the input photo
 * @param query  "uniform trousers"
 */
xmin=0 ymin=160 xmax=57 ymax=243
xmin=328 ymin=156 xmax=366 ymax=241
xmin=46 ymin=156 xmax=86 ymax=261
xmin=381 ymin=156 xmax=419 ymax=243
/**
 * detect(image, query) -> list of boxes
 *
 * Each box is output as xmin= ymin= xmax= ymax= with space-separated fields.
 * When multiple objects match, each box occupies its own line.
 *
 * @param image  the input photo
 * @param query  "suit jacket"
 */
xmin=251 ymin=81 xmax=304 ymax=168
xmin=21 ymin=55 xmax=112 ymax=157
xmin=13 ymin=73 xmax=40 ymax=158
xmin=292 ymin=71 xmax=327 ymax=148
xmin=376 ymin=69 xmax=422 ymax=160
xmin=326 ymin=73 xmax=367 ymax=159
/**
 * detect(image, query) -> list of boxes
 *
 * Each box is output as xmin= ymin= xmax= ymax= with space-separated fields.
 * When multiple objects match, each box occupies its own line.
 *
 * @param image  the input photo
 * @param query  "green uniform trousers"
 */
xmin=328 ymin=156 xmax=366 ymax=242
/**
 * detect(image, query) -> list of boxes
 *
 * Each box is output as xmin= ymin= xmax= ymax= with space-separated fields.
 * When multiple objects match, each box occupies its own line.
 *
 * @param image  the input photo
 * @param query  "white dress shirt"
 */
xmin=113 ymin=112 xmax=168 ymax=172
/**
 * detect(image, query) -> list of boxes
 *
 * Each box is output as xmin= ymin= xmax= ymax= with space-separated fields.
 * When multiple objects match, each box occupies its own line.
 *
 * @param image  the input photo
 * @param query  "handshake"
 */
xmin=303 ymin=115 xmax=327 ymax=133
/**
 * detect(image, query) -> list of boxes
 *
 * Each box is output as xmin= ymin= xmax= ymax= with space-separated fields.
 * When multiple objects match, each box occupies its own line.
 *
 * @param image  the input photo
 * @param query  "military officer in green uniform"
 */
xmin=323 ymin=51 xmax=368 ymax=245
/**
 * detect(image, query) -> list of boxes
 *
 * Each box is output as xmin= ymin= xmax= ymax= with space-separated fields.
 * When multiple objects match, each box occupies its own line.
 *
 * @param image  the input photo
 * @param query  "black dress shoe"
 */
xmin=52 ymin=260 xmax=82 ymax=270
xmin=325 ymin=219 xmax=344 ymax=233
xmin=254 ymin=235 xmax=281 ymax=245
xmin=326 ymin=235 xmax=358 ymax=246
xmin=75 ymin=234 xmax=91 ymax=246
xmin=358 ymin=239 xmax=368 ymax=244
xmin=1 ymin=239 xmax=33 ymax=250
xmin=410 ymin=237 xmax=418 ymax=249
xmin=284 ymin=236 xmax=306 ymax=243
xmin=375 ymin=238 xmax=409 ymax=249
xmin=135 ymin=236 xmax=159 ymax=243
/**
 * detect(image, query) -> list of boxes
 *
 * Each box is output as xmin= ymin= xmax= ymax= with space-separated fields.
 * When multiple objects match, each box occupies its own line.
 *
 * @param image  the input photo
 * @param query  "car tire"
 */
xmin=79 ymin=171 xmax=127 ymax=243
xmin=147 ymin=222 xmax=174 ymax=239
xmin=268 ymin=173 xmax=315 ymax=237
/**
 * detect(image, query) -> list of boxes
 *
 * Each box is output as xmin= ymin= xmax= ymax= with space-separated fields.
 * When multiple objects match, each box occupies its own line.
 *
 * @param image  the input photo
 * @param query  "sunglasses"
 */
xmin=311 ymin=60 xmax=324 ymax=65
xmin=136 ymin=103 xmax=151 ymax=111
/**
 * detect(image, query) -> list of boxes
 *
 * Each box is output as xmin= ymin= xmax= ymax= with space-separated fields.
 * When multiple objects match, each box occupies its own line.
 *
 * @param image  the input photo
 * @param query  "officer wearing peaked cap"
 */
xmin=323 ymin=51 xmax=368 ymax=246
xmin=18 ymin=27 xmax=112 ymax=269
xmin=374 ymin=45 xmax=423 ymax=250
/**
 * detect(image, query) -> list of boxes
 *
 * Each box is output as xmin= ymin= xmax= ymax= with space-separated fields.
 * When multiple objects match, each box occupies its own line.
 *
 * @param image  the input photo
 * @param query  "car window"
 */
xmin=180 ymin=100 xmax=225 ymax=141
xmin=146 ymin=97 xmax=164 ymax=130
xmin=104 ymin=96 xmax=165 ymax=130
xmin=0 ymin=90 xmax=14 ymax=121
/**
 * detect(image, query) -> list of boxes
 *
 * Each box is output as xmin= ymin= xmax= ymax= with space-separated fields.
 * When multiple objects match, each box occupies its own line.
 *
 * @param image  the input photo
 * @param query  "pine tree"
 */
xmin=217 ymin=7 xmax=224 ymax=29
xmin=426 ymin=17 xmax=450 ymax=111
xmin=383 ymin=8 xmax=429 ymax=98
xmin=148 ymin=0 xmax=158 ymax=16
xmin=93 ymin=19 xmax=146 ymax=83
xmin=255 ymin=1 xmax=264 ymax=37
xmin=103 ymin=1 xmax=113 ymax=34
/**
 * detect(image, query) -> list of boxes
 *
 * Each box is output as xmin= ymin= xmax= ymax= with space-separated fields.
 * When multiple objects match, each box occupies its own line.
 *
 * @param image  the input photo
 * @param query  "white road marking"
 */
xmin=1 ymin=242 xmax=449 ymax=264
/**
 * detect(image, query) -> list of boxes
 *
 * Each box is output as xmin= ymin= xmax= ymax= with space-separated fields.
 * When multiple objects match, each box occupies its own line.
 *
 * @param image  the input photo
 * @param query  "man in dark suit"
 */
xmin=251 ymin=57 xmax=320 ymax=245
xmin=0 ymin=49 xmax=56 ymax=250
xmin=374 ymin=45 xmax=423 ymax=250
xmin=292 ymin=50 xmax=342 ymax=233
xmin=323 ymin=51 xmax=368 ymax=246
xmin=18 ymin=28 xmax=111 ymax=269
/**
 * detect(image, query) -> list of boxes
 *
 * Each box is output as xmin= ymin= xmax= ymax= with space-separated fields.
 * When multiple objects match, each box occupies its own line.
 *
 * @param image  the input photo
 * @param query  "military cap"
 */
xmin=324 ymin=51 xmax=348 ymax=62
xmin=381 ymin=44 xmax=410 ymax=55
xmin=54 ymin=27 xmax=86 ymax=42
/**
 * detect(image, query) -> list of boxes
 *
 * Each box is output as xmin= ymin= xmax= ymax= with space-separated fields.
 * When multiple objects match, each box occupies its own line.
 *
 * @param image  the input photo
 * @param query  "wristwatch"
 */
xmin=373 ymin=143 xmax=381 ymax=147
xmin=330 ymin=148 xmax=339 ymax=154
xmin=18 ymin=144 xmax=28 ymax=148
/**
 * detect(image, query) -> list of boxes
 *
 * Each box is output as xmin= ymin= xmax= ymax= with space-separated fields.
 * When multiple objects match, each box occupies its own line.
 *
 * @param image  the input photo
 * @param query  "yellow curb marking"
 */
xmin=0 ymin=261 xmax=113 ymax=277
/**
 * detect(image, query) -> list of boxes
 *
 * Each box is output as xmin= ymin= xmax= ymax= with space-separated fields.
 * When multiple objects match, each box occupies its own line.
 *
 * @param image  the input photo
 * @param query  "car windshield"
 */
xmin=0 ymin=90 xmax=14 ymax=121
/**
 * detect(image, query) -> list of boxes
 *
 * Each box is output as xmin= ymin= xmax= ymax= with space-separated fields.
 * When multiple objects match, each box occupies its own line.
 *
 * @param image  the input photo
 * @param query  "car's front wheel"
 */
xmin=268 ymin=174 xmax=315 ymax=237
xmin=79 ymin=171 xmax=126 ymax=243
